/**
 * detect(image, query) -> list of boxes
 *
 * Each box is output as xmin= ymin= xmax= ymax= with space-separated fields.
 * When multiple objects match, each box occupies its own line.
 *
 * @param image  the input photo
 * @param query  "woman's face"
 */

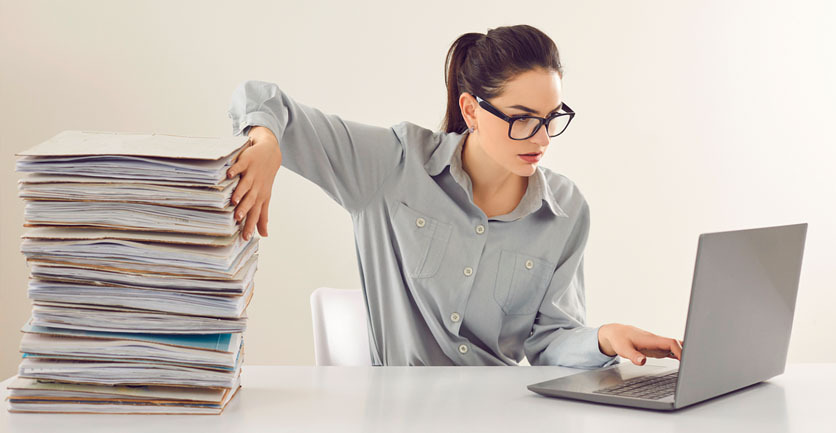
xmin=467 ymin=68 xmax=563 ymax=177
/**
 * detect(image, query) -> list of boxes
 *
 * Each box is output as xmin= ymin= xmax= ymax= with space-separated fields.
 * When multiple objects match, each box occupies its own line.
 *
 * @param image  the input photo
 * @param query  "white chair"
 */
xmin=310 ymin=287 xmax=371 ymax=366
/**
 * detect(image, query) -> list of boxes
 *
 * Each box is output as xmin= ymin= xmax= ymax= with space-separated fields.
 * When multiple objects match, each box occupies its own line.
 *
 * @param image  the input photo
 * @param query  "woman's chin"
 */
xmin=511 ymin=161 xmax=538 ymax=177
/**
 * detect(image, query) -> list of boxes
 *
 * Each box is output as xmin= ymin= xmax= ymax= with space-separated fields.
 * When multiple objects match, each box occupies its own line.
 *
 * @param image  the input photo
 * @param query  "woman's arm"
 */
xmin=524 ymin=197 xmax=683 ymax=368
xmin=523 ymin=198 xmax=619 ymax=368
xmin=226 ymin=80 xmax=405 ymax=239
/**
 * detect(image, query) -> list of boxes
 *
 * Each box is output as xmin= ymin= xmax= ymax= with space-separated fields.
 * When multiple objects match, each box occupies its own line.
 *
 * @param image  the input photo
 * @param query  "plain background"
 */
xmin=1 ymin=0 xmax=834 ymax=379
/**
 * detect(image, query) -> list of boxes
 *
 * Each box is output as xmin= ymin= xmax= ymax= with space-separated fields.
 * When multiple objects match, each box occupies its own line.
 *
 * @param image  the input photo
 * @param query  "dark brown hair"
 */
xmin=441 ymin=25 xmax=564 ymax=134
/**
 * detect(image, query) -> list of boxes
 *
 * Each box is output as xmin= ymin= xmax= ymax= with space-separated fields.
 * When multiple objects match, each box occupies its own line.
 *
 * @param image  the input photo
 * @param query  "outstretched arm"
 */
xmin=226 ymin=80 xmax=404 ymax=239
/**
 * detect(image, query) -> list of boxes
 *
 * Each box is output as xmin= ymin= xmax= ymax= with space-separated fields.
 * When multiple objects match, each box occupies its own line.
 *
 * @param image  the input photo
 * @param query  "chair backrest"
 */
xmin=310 ymin=287 xmax=371 ymax=366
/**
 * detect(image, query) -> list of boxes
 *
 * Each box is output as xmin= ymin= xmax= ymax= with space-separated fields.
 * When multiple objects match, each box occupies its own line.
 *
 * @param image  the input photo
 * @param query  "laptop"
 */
xmin=527 ymin=223 xmax=808 ymax=411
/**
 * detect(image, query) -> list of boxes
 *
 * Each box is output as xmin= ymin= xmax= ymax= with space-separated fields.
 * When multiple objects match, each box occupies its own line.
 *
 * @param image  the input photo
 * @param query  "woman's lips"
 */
xmin=518 ymin=152 xmax=542 ymax=163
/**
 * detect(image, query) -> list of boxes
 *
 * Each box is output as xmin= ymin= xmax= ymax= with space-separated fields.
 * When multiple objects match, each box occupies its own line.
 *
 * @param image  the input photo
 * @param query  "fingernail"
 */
xmin=244 ymin=232 xmax=250 ymax=240
xmin=638 ymin=356 xmax=645 ymax=363
xmin=236 ymin=212 xmax=241 ymax=220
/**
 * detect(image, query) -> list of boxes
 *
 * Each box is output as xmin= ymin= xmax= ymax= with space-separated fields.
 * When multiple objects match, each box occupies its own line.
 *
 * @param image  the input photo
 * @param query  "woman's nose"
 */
xmin=531 ymin=123 xmax=551 ymax=145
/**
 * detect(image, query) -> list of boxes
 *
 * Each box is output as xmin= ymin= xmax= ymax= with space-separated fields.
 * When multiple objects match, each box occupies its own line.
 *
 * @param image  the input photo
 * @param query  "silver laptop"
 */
xmin=527 ymin=223 xmax=808 ymax=411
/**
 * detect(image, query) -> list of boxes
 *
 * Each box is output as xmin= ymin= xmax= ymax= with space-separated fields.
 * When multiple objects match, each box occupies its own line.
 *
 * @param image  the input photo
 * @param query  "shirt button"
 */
xmin=415 ymin=217 xmax=426 ymax=228
xmin=450 ymin=312 xmax=461 ymax=322
xmin=458 ymin=344 xmax=469 ymax=354
xmin=475 ymin=224 xmax=485 ymax=234
xmin=463 ymin=267 xmax=473 ymax=276
xmin=525 ymin=259 xmax=534 ymax=270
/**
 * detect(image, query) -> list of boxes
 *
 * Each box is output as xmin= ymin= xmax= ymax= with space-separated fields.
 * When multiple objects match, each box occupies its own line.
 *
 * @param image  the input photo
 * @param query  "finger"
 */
xmin=649 ymin=338 xmax=682 ymax=360
xmin=256 ymin=198 xmax=270 ymax=237
xmin=235 ymin=186 xmax=260 ymax=224
xmin=231 ymin=174 xmax=255 ymax=208
xmin=616 ymin=344 xmax=646 ymax=366
xmin=639 ymin=348 xmax=676 ymax=359
xmin=243 ymin=200 xmax=262 ymax=241
xmin=671 ymin=339 xmax=683 ymax=360
xmin=638 ymin=337 xmax=683 ymax=360
xmin=227 ymin=151 xmax=251 ymax=179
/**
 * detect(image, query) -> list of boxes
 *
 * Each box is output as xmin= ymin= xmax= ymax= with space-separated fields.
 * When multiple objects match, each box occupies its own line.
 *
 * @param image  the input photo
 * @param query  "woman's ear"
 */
xmin=458 ymin=92 xmax=479 ymax=131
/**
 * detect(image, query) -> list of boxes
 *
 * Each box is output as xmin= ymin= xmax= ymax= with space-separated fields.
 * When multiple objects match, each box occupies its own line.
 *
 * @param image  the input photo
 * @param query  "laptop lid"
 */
xmin=674 ymin=223 xmax=807 ymax=408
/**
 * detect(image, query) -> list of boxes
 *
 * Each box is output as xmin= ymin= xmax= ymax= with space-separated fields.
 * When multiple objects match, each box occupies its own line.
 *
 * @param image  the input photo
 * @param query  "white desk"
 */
xmin=2 ymin=363 xmax=832 ymax=432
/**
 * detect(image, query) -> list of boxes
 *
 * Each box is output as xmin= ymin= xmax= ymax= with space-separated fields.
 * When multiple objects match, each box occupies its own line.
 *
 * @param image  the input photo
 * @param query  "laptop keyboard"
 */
xmin=592 ymin=371 xmax=678 ymax=400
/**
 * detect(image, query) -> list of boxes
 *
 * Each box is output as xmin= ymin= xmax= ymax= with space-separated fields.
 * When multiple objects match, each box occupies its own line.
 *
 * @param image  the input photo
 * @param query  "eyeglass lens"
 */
xmin=510 ymin=115 xmax=570 ymax=139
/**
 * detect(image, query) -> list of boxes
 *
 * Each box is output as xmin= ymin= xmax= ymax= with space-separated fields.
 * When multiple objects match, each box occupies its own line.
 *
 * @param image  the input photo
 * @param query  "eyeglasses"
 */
xmin=474 ymin=95 xmax=575 ymax=140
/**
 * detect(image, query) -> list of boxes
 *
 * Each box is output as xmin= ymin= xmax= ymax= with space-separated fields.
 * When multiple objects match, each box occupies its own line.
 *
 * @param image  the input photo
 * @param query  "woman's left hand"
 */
xmin=598 ymin=323 xmax=684 ymax=366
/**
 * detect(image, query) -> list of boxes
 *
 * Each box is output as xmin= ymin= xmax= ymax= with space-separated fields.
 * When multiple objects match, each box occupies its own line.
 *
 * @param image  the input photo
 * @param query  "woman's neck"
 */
xmin=461 ymin=132 xmax=528 ymax=216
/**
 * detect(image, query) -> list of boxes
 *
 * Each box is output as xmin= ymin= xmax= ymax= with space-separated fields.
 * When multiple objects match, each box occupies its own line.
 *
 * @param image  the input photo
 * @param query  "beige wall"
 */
xmin=1 ymin=0 xmax=834 ymax=378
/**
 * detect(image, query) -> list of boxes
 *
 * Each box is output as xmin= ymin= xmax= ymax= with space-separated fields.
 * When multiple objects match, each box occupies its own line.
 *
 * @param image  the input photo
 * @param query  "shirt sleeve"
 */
xmin=523 ymin=198 xmax=621 ymax=369
xmin=226 ymin=79 xmax=404 ymax=215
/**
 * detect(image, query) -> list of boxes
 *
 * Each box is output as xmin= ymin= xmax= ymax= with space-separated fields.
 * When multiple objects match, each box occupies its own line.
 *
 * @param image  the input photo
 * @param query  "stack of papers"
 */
xmin=6 ymin=377 xmax=240 ymax=414
xmin=8 ymin=131 xmax=256 ymax=415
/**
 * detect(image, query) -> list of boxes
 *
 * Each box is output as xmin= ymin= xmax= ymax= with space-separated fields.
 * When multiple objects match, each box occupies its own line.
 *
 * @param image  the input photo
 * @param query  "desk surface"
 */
xmin=2 ymin=363 xmax=833 ymax=432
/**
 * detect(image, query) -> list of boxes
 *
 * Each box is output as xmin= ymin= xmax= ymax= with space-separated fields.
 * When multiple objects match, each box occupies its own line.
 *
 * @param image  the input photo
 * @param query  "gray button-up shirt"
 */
xmin=228 ymin=80 xmax=620 ymax=368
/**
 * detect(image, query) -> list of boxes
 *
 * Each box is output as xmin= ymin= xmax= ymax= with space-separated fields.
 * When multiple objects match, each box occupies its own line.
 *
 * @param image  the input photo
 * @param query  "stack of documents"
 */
xmin=8 ymin=131 xmax=256 ymax=415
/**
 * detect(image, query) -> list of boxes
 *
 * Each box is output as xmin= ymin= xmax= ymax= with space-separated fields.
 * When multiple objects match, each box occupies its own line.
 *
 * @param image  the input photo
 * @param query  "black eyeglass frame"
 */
xmin=474 ymin=95 xmax=575 ymax=140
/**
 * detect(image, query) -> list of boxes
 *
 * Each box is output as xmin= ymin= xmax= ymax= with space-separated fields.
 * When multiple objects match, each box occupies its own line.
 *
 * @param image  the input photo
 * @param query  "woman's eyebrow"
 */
xmin=507 ymin=102 xmax=563 ymax=115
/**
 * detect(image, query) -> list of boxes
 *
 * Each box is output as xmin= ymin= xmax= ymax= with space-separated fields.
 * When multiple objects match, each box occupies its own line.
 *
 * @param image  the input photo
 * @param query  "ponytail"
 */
xmin=442 ymin=33 xmax=483 ymax=134
xmin=440 ymin=25 xmax=564 ymax=134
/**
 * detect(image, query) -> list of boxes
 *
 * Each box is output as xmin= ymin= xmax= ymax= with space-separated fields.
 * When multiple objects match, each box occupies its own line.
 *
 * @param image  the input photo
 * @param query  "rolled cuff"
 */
xmin=231 ymin=110 xmax=283 ymax=142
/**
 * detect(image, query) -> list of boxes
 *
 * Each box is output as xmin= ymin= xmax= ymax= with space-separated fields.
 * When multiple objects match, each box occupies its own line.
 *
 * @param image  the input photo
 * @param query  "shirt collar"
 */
xmin=424 ymin=131 xmax=568 ymax=220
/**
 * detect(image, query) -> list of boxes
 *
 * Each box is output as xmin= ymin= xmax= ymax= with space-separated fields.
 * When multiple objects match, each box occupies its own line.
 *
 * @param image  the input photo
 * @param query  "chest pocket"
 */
xmin=392 ymin=201 xmax=453 ymax=279
xmin=493 ymin=249 xmax=556 ymax=315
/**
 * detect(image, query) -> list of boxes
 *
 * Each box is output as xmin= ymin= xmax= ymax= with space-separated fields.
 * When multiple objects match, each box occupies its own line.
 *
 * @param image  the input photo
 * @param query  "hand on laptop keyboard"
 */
xmin=597 ymin=324 xmax=684 ymax=366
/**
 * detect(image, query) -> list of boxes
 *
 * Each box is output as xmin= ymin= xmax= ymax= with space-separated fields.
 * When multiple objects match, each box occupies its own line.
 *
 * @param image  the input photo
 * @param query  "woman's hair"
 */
xmin=441 ymin=25 xmax=564 ymax=134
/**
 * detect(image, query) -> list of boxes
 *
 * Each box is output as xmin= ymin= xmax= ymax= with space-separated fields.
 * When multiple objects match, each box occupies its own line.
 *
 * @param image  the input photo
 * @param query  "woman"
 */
xmin=226 ymin=24 xmax=683 ymax=367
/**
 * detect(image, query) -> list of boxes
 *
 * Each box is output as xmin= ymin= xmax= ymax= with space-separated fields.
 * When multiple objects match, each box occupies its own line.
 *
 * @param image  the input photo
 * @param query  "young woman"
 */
xmin=226 ymin=24 xmax=683 ymax=367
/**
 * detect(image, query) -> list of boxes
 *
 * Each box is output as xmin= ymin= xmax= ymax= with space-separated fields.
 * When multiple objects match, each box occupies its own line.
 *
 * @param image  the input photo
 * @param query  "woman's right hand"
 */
xmin=226 ymin=125 xmax=283 ymax=241
xmin=598 ymin=323 xmax=684 ymax=366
